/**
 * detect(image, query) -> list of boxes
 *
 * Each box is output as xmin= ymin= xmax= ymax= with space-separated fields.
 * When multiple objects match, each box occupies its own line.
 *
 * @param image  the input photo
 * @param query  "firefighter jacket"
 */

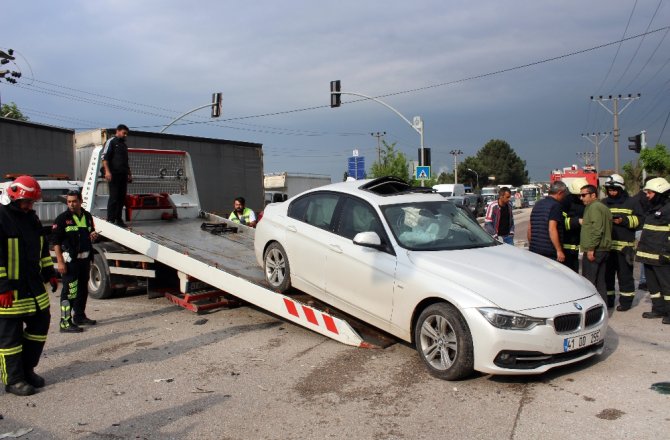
xmin=635 ymin=196 xmax=670 ymax=266
xmin=603 ymin=190 xmax=642 ymax=252
xmin=50 ymin=209 xmax=95 ymax=261
xmin=562 ymin=197 xmax=584 ymax=252
xmin=0 ymin=203 xmax=54 ymax=317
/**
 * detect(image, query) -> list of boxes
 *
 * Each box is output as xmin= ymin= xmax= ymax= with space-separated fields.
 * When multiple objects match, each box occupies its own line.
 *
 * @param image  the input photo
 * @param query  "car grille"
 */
xmin=585 ymin=305 xmax=604 ymax=328
xmin=493 ymin=342 xmax=604 ymax=369
xmin=553 ymin=313 xmax=581 ymax=333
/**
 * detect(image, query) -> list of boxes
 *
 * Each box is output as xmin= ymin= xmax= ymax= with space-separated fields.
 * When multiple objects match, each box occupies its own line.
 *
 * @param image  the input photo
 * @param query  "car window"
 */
xmin=288 ymin=192 xmax=340 ymax=230
xmin=382 ymin=201 xmax=497 ymax=250
xmin=336 ymin=197 xmax=384 ymax=240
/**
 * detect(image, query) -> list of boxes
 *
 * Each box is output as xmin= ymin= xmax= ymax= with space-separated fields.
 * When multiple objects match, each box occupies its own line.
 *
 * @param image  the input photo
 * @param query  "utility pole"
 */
xmin=449 ymin=149 xmax=463 ymax=183
xmin=581 ymin=132 xmax=610 ymax=173
xmin=591 ymin=94 xmax=640 ymax=173
xmin=576 ymin=151 xmax=595 ymax=166
xmin=371 ymin=131 xmax=386 ymax=163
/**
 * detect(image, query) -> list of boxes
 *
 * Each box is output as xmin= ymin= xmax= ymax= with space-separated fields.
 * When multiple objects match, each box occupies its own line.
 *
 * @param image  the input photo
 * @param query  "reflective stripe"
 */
xmin=65 ymin=226 xmax=79 ymax=232
xmin=0 ymin=345 xmax=22 ymax=383
xmin=73 ymin=214 xmax=88 ymax=229
xmin=619 ymin=291 xmax=636 ymax=297
xmin=611 ymin=240 xmax=634 ymax=251
xmin=650 ymin=293 xmax=662 ymax=298
xmin=664 ymin=295 xmax=670 ymax=301
xmin=610 ymin=208 xmax=633 ymax=214
xmin=35 ymin=292 xmax=50 ymax=310
xmin=563 ymin=244 xmax=579 ymax=250
xmin=628 ymin=216 xmax=639 ymax=228
xmin=564 ymin=216 xmax=571 ymax=231
xmin=636 ymin=251 xmax=660 ymax=260
xmin=7 ymin=238 xmax=18 ymax=279
xmin=0 ymin=266 xmax=6 ymax=278
xmin=643 ymin=224 xmax=670 ymax=232
xmin=24 ymin=332 xmax=47 ymax=343
xmin=0 ymin=346 xmax=22 ymax=356
xmin=607 ymin=292 xmax=615 ymax=297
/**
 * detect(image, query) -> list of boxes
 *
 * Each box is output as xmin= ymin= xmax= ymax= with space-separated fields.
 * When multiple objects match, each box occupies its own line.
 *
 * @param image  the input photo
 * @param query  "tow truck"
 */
xmin=81 ymin=147 xmax=389 ymax=348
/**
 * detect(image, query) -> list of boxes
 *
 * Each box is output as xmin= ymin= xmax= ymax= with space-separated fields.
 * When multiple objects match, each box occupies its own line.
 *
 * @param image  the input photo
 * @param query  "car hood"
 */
xmin=407 ymin=244 xmax=596 ymax=311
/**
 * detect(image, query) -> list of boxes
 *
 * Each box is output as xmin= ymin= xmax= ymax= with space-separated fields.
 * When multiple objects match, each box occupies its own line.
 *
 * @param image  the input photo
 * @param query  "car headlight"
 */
xmin=478 ymin=307 xmax=546 ymax=330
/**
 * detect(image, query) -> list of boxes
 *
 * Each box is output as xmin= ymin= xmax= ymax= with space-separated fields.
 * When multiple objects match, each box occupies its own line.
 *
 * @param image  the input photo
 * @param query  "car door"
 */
xmin=285 ymin=192 xmax=341 ymax=294
xmin=325 ymin=196 xmax=397 ymax=323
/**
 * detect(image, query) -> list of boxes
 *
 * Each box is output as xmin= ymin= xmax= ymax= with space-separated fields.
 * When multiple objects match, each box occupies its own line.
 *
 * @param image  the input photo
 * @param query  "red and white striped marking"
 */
xmin=283 ymin=298 xmax=339 ymax=334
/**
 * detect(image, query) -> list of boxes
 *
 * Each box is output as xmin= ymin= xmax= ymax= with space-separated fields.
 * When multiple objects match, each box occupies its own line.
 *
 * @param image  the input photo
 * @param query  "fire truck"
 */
xmin=550 ymin=164 xmax=599 ymax=189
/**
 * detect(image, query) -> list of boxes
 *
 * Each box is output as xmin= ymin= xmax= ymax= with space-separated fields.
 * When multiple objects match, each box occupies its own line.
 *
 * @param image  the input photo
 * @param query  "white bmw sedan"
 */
xmin=254 ymin=177 xmax=607 ymax=380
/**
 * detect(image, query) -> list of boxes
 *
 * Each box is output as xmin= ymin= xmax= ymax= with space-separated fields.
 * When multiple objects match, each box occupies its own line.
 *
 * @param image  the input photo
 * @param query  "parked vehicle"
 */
xmin=255 ymin=176 xmax=608 ymax=380
xmin=464 ymin=194 xmax=485 ymax=217
xmin=433 ymin=183 xmax=465 ymax=197
xmin=264 ymin=172 xmax=331 ymax=204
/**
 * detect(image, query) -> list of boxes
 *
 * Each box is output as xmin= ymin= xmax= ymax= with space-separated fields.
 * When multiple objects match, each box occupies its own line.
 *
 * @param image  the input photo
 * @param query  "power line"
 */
xmin=656 ymin=109 xmax=670 ymax=145
xmin=623 ymin=11 xmax=669 ymax=90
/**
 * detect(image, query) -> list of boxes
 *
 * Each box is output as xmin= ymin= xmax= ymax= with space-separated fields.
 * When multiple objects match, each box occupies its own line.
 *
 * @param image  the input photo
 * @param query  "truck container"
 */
xmin=75 ymin=129 xmax=264 ymax=215
xmin=550 ymin=164 xmax=598 ymax=189
xmin=263 ymin=172 xmax=331 ymax=204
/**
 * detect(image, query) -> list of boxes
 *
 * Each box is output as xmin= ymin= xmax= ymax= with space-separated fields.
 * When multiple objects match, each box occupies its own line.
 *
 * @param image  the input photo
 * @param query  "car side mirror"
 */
xmin=353 ymin=231 xmax=383 ymax=249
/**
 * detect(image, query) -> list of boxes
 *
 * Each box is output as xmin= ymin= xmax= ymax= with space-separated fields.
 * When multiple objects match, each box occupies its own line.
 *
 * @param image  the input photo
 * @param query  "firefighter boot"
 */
xmin=24 ymin=370 xmax=45 ymax=388
xmin=5 ymin=381 xmax=36 ymax=396
xmin=60 ymin=300 xmax=83 ymax=333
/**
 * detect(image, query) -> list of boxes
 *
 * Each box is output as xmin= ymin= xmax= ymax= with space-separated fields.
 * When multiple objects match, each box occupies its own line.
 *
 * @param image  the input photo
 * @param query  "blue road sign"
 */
xmin=348 ymin=156 xmax=366 ymax=180
xmin=416 ymin=166 xmax=431 ymax=180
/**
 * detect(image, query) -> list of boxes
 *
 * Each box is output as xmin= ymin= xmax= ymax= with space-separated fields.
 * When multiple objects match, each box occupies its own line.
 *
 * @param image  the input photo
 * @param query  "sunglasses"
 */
xmin=579 ymin=192 xmax=593 ymax=198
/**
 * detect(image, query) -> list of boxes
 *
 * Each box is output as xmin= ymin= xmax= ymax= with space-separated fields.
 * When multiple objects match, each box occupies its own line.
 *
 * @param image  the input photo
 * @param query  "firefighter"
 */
xmin=635 ymin=177 xmax=670 ymax=324
xmin=562 ymin=178 xmax=588 ymax=273
xmin=0 ymin=176 xmax=57 ymax=396
xmin=51 ymin=190 xmax=98 ymax=332
xmin=603 ymin=174 xmax=643 ymax=310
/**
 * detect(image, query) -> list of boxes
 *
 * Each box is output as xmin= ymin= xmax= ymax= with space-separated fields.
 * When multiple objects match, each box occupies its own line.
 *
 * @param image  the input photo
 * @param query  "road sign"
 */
xmin=348 ymin=156 xmax=366 ymax=180
xmin=416 ymin=166 xmax=430 ymax=180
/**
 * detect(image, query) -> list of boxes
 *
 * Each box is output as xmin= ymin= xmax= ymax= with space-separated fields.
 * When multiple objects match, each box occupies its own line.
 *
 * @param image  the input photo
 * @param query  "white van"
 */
xmin=432 ymin=183 xmax=465 ymax=197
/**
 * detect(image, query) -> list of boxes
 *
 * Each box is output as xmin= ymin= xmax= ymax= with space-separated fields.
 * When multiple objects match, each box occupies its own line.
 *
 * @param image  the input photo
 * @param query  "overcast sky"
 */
xmin=2 ymin=0 xmax=670 ymax=182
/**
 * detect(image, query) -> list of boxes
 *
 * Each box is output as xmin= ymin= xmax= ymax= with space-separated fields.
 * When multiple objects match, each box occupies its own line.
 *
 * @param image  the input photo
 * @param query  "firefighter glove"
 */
xmin=0 ymin=291 xmax=13 ymax=308
xmin=49 ymin=277 xmax=59 ymax=293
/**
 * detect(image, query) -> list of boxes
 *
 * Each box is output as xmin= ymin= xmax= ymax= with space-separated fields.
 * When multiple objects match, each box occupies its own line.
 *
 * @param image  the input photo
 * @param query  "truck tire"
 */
xmin=414 ymin=303 xmax=474 ymax=380
xmin=89 ymin=253 xmax=113 ymax=299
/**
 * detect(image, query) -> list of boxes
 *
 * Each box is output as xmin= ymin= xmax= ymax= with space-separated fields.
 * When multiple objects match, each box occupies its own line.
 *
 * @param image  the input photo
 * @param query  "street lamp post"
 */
xmin=450 ymin=150 xmax=463 ymax=183
xmin=467 ymin=168 xmax=479 ymax=190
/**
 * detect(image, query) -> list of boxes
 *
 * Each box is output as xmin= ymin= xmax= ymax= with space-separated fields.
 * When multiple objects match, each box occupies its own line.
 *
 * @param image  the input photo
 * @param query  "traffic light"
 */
xmin=330 ymin=80 xmax=341 ymax=108
xmin=211 ymin=92 xmax=222 ymax=118
xmin=628 ymin=134 xmax=642 ymax=153
xmin=417 ymin=148 xmax=431 ymax=168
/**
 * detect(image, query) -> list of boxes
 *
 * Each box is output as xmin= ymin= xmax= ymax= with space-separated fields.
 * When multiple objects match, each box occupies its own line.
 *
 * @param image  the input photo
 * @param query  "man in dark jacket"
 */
xmin=0 ymin=176 xmax=57 ymax=396
xmin=102 ymin=124 xmax=132 ymax=227
xmin=528 ymin=181 xmax=568 ymax=262
xmin=635 ymin=177 xmax=670 ymax=324
xmin=51 ymin=190 xmax=98 ymax=332
xmin=562 ymin=178 xmax=588 ymax=273
xmin=602 ymin=174 xmax=643 ymax=310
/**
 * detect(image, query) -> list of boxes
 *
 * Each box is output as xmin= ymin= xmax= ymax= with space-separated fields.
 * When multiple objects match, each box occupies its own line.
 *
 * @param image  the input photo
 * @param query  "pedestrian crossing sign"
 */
xmin=416 ymin=166 xmax=431 ymax=180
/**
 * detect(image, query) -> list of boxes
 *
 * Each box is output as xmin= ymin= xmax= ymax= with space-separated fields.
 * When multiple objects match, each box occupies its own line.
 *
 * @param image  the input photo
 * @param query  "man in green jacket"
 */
xmin=579 ymin=184 xmax=612 ymax=304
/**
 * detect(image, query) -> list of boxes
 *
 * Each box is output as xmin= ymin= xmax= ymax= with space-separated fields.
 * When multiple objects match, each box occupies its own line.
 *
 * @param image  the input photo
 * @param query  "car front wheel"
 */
xmin=264 ymin=242 xmax=291 ymax=293
xmin=414 ymin=303 xmax=474 ymax=380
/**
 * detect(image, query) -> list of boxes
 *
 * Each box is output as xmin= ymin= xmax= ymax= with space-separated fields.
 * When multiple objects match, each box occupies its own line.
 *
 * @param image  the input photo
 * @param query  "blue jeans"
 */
xmin=501 ymin=235 xmax=514 ymax=245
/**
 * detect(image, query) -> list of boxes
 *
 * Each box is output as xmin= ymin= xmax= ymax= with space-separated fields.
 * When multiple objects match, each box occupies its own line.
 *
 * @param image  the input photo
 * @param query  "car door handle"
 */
xmin=286 ymin=225 xmax=297 ymax=233
xmin=329 ymin=244 xmax=343 ymax=253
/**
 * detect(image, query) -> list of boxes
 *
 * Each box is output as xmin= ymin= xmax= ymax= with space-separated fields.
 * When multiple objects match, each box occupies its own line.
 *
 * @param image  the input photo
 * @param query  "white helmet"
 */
xmin=568 ymin=178 xmax=590 ymax=195
xmin=643 ymin=177 xmax=670 ymax=194
xmin=604 ymin=174 xmax=625 ymax=190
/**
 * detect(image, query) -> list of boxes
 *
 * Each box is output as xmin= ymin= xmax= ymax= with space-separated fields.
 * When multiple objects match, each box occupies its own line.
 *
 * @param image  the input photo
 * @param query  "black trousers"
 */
xmin=605 ymin=250 xmax=636 ymax=306
xmin=582 ymin=250 xmax=609 ymax=303
xmin=107 ymin=173 xmax=128 ymax=223
xmin=61 ymin=258 xmax=91 ymax=320
xmin=0 ymin=307 xmax=50 ymax=385
xmin=644 ymin=264 xmax=670 ymax=315
xmin=563 ymin=250 xmax=580 ymax=273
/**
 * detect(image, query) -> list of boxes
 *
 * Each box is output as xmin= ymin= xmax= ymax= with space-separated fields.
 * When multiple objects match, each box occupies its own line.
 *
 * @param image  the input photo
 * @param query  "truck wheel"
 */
xmin=414 ymin=303 xmax=474 ymax=380
xmin=89 ymin=253 xmax=113 ymax=299
xmin=264 ymin=242 xmax=291 ymax=293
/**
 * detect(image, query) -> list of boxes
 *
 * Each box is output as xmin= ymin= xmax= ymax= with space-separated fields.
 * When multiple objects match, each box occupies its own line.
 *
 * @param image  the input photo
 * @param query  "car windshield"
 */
xmin=381 ymin=201 xmax=497 ymax=251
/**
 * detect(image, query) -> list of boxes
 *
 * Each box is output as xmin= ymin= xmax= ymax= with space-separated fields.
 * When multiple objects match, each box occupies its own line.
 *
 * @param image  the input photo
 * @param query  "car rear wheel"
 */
xmin=414 ymin=303 xmax=474 ymax=380
xmin=264 ymin=242 xmax=291 ymax=293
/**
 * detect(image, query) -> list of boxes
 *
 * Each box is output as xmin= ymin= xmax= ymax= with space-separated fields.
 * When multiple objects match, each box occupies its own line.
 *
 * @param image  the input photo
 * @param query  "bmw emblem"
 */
xmin=574 ymin=302 xmax=583 ymax=311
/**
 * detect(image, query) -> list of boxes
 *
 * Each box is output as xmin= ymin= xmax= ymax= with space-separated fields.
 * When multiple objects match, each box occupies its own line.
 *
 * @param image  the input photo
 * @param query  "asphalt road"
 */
xmin=1 ymin=211 xmax=668 ymax=439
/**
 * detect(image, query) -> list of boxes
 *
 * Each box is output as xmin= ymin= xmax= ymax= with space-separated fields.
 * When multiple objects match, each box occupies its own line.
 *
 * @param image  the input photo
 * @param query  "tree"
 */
xmin=640 ymin=144 xmax=670 ymax=177
xmin=0 ymin=102 xmax=29 ymax=121
xmin=462 ymin=139 xmax=528 ymax=187
xmin=369 ymin=141 xmax=411 ymax=182
xmin=622 ymin=161 xmax=644 ymax=194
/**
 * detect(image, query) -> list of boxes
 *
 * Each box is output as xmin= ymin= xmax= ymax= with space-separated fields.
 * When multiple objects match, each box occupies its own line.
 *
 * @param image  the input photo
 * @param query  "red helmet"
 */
xmin=6 ymin=176 xmax=42 ymax=202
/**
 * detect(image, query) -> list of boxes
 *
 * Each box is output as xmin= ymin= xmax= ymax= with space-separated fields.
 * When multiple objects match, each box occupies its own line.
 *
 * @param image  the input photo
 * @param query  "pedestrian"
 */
xmin=484 ymin=187 xmax=514 ymax=244
xmin=602 ymin=174 xmax=643 ymax=310
xmin=0 ymin=176 xmax=58 ymax=396
xmin=228 ymin=196 xmax=257 ymax=228
xmin=528 ymin=181 xmax=568 ymax=261
xmin=101 ymin=124 xmax=132 ymax=228
xmin=634 ymin=177 xmax=670 ymax=324
xmin=562 ymin=178 xmax=589 ymax=273
xmin=51 ymin=190 xmax=99 ymax=332
xmin=579 ymin=184 xmax=612 ymax=304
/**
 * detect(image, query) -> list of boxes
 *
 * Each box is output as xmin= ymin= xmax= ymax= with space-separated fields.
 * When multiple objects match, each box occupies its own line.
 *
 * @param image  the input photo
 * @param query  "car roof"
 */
xmin=300 ymin=176 xmax=448 ymax=206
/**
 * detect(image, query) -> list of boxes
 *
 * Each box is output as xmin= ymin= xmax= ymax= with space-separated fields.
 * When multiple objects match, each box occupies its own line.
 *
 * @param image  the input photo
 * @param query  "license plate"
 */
xmin=563 ymin=329 xmax=601 ymax=352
